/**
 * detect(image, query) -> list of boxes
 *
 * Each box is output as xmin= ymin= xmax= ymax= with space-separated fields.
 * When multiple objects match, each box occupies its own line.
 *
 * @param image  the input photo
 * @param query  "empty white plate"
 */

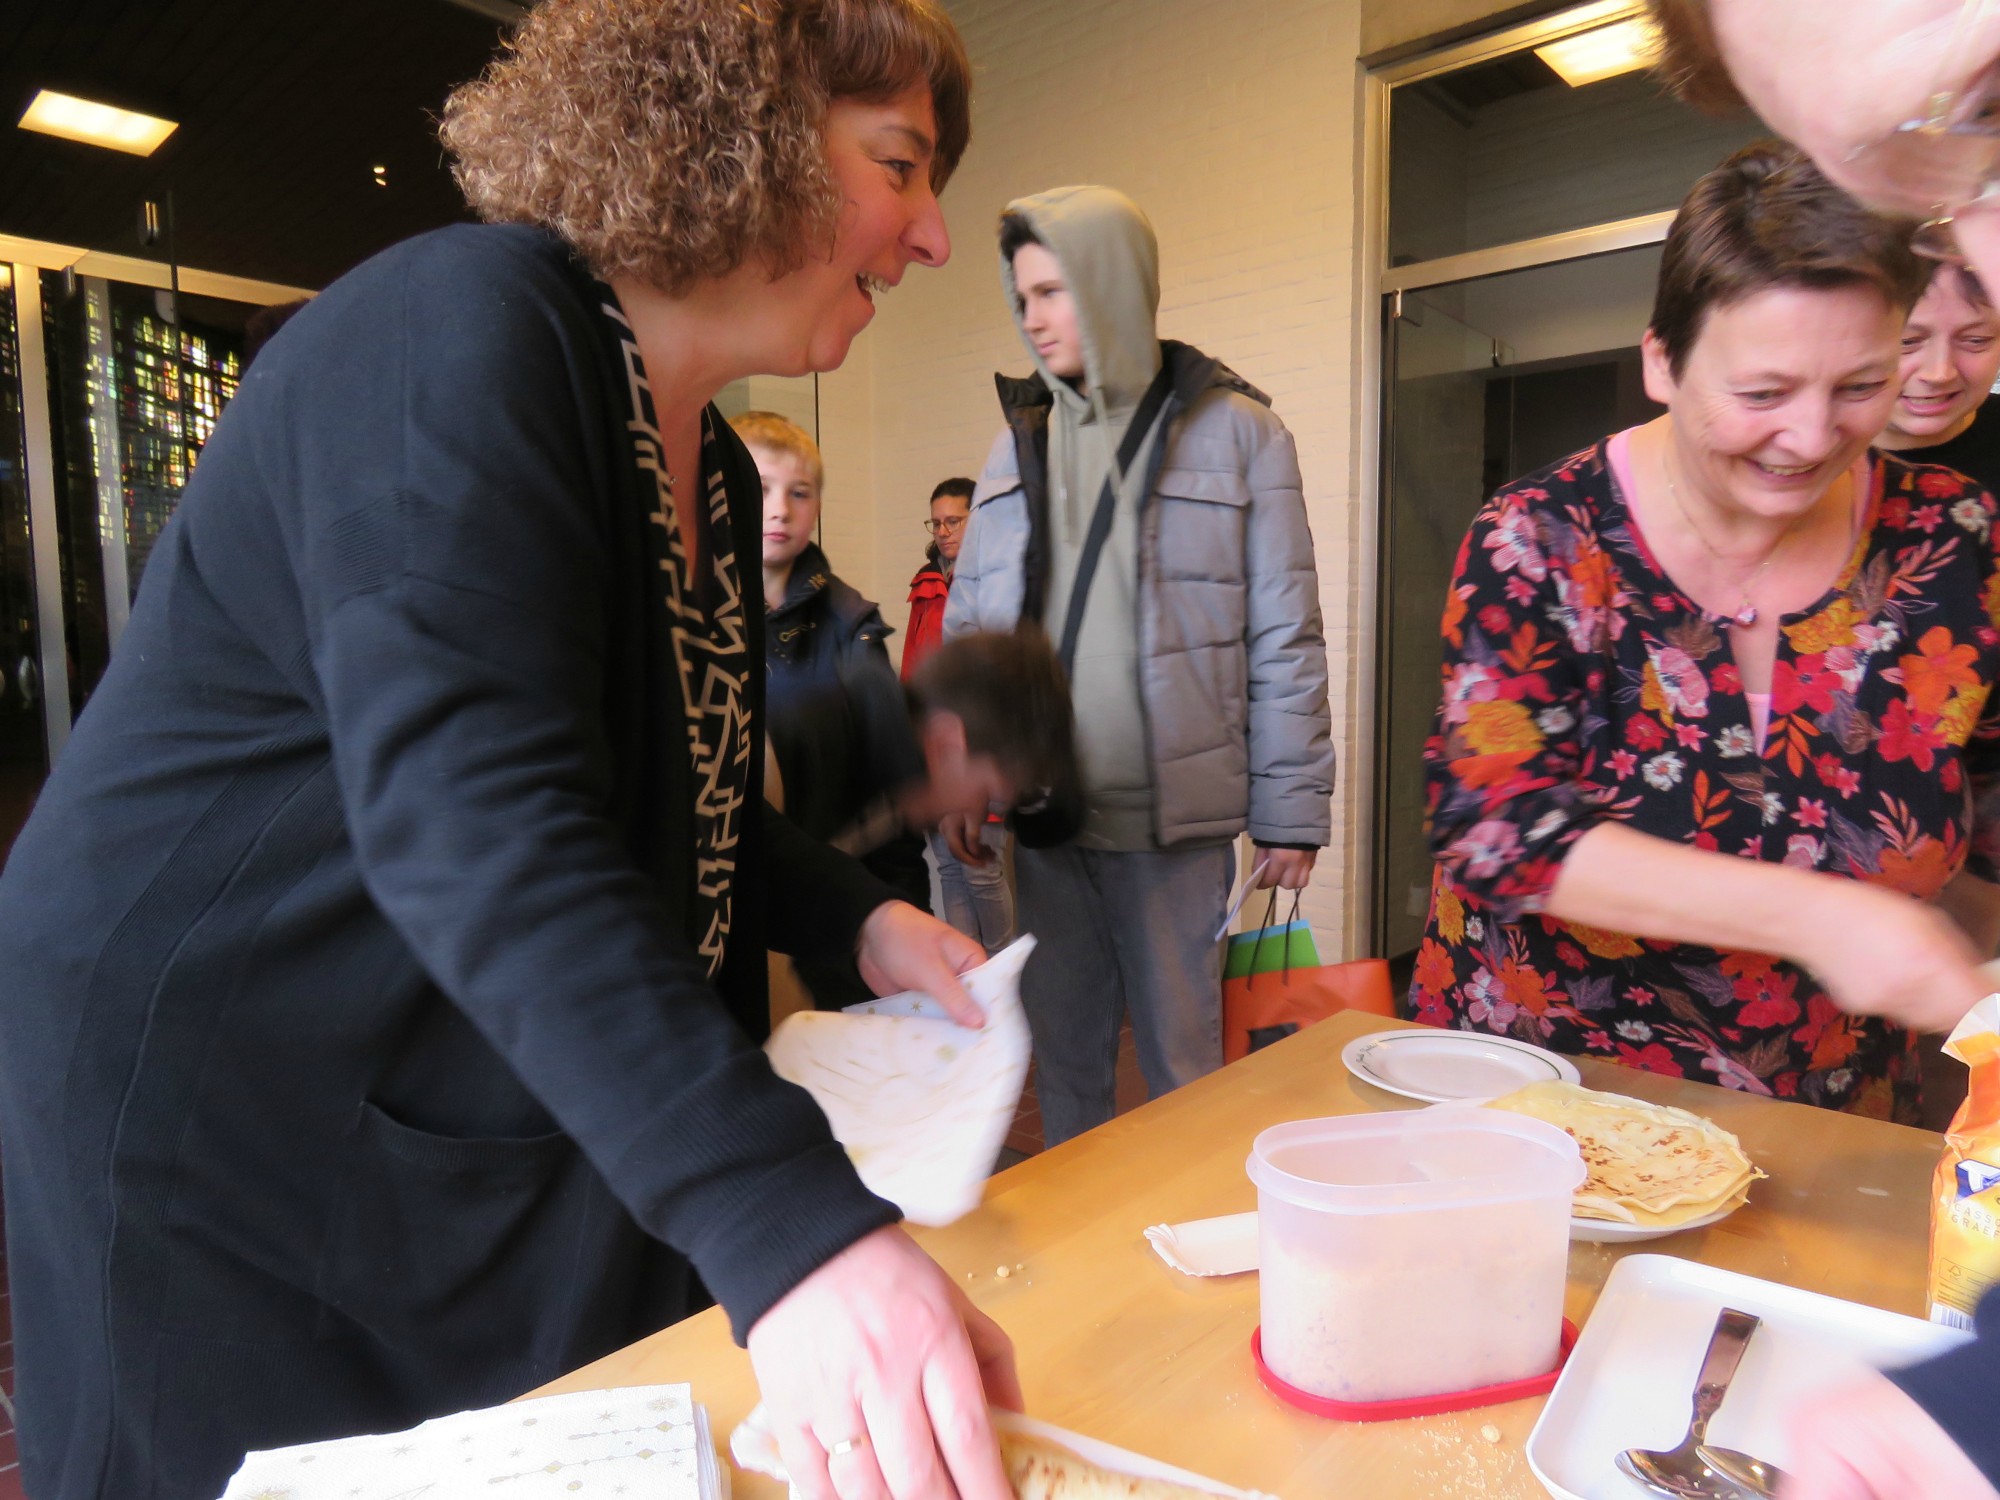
xmin=1341 ymin=1027 xmax=1580 ymax=1104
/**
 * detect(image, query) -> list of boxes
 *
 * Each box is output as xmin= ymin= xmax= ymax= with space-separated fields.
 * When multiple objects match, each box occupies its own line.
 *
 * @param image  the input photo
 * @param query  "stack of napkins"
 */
xmin=217 ymin=1383 xmax=724 ymax=1499
xmin=766 ymin=936 xmax=1034 ymax=1226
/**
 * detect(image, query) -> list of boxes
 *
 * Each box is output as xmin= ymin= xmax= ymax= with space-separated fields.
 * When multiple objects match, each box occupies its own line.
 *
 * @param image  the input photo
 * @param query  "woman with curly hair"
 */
xmin=0 ymin=5 xmax=1016 ymax=1500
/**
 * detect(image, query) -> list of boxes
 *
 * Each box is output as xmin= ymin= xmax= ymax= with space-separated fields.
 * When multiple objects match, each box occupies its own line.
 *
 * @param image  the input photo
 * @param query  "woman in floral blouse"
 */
xmin=1415 ymin=141 xmax=2000 ymax=1123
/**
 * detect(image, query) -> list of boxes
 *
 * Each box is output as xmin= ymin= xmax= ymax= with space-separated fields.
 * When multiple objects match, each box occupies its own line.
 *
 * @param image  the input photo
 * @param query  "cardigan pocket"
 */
xmin=315 ymin=1099 xmax=585 ymax=1346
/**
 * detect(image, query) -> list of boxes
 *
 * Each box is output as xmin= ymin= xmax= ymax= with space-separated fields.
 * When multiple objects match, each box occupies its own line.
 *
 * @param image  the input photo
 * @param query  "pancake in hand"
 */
xmin=1001 ymin=1432 xmax=1224 ymax=1500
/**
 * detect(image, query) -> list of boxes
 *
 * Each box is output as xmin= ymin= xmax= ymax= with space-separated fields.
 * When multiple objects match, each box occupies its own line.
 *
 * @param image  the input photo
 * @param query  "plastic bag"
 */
xmin=1929 ymin=994 xmax=2000 ymax=1328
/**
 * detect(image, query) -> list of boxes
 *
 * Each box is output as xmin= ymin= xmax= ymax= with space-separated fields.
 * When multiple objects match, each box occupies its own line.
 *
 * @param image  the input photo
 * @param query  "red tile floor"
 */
xmin=1003 ymin=1023 xmax=1148 ymax=1160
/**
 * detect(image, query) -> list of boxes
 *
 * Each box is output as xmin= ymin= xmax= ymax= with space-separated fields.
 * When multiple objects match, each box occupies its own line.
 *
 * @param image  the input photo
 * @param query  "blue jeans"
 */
xmin=930 ymin=823 xmax=1014 ymax=954
xmin=1014 ymin=842 xmax=1231 ymax=1146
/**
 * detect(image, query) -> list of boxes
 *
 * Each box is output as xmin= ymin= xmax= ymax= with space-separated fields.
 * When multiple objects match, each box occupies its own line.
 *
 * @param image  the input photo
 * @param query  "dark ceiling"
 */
xmin=0 ymin=0 xmax=533 ymax=293
xmin=1422 ymin=50 xmax=1564 ymax=120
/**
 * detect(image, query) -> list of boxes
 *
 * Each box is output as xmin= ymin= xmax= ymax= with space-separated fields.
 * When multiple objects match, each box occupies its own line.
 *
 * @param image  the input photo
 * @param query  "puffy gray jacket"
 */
xmin=946 ymin=340 xmax=1334 ymax=847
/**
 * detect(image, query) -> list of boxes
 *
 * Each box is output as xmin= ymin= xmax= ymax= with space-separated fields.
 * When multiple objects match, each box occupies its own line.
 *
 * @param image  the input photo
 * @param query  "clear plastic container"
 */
xmin=1247 ymin=1108 xmax=1583 ymax=1404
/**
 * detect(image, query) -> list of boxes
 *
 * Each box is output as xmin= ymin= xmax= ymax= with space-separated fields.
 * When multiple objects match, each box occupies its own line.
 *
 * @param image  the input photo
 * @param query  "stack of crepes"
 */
xmin=1483 ymin=1080 xmax=1764 ymax=1229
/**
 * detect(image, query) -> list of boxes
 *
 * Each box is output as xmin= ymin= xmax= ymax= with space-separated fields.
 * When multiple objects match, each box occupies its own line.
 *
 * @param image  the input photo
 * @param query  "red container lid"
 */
xmin=1250 ymin=1319 xmax=1578 ymax=1422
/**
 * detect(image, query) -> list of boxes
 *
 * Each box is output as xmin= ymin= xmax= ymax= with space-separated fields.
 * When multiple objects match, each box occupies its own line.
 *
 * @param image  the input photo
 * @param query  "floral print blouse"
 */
xmin=1413 ymin=439 xmax=2000 ymax=1123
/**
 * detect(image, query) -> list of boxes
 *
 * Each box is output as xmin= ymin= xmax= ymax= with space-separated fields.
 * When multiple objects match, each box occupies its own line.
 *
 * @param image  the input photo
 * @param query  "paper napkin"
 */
xmin=1145 ymin=1211 xmax=1260 ymax=1277
xmin=217 ymin=1383 xmax=724 ymax=1499
xmin=765 ymin=937 xmax=1034 ymax=1226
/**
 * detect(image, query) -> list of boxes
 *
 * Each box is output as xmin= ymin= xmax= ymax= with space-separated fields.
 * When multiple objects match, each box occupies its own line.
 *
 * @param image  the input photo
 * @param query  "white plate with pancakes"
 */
xmin=1563 ymin=1200 xmax=1738 ymax=1243
xmin=1479 ymin=1081 xmax=1764 ymax=1241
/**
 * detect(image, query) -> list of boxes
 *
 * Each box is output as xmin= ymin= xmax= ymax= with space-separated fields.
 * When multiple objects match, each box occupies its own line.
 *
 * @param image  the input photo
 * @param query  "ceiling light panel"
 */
xmin=1534 ymin=19 xmax=1661 ymax=89
xmin=18 ymin=89 xmax=179 ymax=156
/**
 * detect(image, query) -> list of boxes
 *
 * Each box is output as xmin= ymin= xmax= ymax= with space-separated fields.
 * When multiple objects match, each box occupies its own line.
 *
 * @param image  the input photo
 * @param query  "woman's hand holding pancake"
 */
xmin=749 ymin=1224 xmax=1022 ymax=1500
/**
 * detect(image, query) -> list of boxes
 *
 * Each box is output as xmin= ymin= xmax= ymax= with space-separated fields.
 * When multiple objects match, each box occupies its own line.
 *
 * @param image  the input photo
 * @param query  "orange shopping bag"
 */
xmin=1223 ymin=893 xmax=1395 ymax=1063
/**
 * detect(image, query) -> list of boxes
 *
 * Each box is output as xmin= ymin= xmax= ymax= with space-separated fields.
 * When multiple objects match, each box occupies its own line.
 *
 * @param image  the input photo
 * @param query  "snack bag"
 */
xmin=1929 ymin=994 xmax=2000 ymax=1328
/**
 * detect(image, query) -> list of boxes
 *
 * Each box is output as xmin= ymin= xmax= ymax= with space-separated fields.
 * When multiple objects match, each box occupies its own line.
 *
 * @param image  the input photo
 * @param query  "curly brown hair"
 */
xmin=440 ymin=0 xmax=971 ymax=294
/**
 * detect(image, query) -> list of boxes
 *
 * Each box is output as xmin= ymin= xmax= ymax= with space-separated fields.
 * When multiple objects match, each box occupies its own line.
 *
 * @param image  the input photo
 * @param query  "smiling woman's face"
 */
xmin=757 ymin=87 xmax=952 ymax=376
xmin=1643 ymin=281 xmax=1904 ymax=520
xmin=1891 ymin=270 xmax=2000 ymax=445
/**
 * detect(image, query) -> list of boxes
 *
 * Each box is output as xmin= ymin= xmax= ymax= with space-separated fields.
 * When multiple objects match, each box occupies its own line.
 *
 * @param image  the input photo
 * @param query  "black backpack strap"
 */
xmin=1007 ymin=393 xmax=1056 ymax=628
xmin=1055 ymin=363 xmax=1175 ymax=672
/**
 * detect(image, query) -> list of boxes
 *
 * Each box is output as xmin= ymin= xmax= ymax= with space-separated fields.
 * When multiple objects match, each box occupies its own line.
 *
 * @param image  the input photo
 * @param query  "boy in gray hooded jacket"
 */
xmin=944 ymin=185 xmax=1334 ymax=1145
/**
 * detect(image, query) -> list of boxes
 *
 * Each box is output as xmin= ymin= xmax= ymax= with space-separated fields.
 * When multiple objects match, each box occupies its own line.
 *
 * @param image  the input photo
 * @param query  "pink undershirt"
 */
xmin=1606 ymin=429 xmax=1870 ymax=757
xmin=1745 ymin=693 xmax=1773 ymax=759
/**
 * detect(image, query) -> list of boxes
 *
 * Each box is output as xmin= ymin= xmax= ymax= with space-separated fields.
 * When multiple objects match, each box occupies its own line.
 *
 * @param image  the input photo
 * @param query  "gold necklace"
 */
xmin=1660 ymin=452 xmax=1815 ymax=628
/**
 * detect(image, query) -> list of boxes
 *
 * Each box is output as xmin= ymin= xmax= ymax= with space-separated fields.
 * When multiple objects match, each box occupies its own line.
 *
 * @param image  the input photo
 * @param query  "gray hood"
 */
xmin=998 ymin=185 xmax=1162 ymax=413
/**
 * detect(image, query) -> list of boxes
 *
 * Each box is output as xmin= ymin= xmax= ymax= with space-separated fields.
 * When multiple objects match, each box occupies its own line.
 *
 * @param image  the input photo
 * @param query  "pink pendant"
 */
xmin=1732 ymin=603 xmax=1758 ymax=627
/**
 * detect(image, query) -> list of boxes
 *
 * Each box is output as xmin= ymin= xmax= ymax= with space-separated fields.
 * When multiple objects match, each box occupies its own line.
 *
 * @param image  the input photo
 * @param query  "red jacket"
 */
xmin=901 ymin=558 xmax=949 ymax=681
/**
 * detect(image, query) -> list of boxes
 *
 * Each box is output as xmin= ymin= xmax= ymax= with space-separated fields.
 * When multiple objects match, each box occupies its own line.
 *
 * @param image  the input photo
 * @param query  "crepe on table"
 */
xmin=1484 ymin=1080 xmax=1764 ymax=1228
xmin=1002 ymin=1432 xmax=1224 ymax=1500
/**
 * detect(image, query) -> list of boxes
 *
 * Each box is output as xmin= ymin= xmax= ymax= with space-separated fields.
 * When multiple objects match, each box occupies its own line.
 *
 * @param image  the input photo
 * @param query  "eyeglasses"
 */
xmin=1843 ymin=0 xmax=2000 ymax=265
xmin=924 ymin=516 xmax=967 ymax=535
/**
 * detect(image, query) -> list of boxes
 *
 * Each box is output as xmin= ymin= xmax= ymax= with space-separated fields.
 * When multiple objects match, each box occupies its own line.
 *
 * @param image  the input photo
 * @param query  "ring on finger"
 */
xmin=827 ymin=1434 xmax=872 ymax=1459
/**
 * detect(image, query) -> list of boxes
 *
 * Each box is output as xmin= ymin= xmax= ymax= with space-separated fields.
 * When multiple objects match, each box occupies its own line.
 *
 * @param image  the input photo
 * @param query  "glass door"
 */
xmin=0 ymin=262 xmax=258 ymax=862
xmin=38 ymin=272 xmax=249 ymax=713
xmin=1374 ymin=288 xmax=1509 ymax=961
xmin=1372 ymin=247 xmax=1665 ymax=959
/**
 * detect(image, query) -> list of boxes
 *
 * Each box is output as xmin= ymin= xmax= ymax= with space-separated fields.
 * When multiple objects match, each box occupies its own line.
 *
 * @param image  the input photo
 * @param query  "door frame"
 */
xmin=12 ymin=267 xmax=70 ymax=766
xmin=1352 ymin=0 xmax=1677 ymax=956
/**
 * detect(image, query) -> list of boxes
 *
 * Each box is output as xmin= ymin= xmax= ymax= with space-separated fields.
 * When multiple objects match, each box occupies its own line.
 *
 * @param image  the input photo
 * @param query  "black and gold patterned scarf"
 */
xmin=598 ymin=292 xmax=752 ymax=978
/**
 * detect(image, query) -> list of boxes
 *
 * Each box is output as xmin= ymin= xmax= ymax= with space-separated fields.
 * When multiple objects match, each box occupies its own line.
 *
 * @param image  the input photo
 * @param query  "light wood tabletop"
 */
xmin=533 ymin=1010 xmax=1945 ymax=1498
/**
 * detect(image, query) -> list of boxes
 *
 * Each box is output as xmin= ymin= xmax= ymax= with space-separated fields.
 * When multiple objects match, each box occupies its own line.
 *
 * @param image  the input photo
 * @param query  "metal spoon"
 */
xmin=1617 ymin=1307 xmax=1762 ymax=1499
xmin=1696 ymin=1443 xmax=1789 ymax=1500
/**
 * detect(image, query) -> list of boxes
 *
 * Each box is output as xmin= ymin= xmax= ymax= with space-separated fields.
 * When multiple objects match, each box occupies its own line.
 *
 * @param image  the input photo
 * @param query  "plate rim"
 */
xmin=1566 ymin=1198 xmax=1738 ymax=1243
xmin=1340 ymin=1026 xmax=1583 ymax=1104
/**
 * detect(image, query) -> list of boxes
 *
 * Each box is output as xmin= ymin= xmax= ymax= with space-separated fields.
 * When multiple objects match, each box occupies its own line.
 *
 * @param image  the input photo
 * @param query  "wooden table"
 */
xmin=534 ymin=1010 xmax=1944 ymax=1498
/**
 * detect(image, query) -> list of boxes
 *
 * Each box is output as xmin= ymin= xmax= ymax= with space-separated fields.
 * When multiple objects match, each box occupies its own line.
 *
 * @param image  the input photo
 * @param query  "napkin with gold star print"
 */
xmin=216 ymin=1383 xmax=724 ymax=1500
xmin=765 ymin=936 xmax=1034 ymax=1226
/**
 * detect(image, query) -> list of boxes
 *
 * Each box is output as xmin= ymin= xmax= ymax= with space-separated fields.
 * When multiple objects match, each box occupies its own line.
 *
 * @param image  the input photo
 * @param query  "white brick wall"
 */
xmin=815 ymin=0 xmax=1370 ymax=951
